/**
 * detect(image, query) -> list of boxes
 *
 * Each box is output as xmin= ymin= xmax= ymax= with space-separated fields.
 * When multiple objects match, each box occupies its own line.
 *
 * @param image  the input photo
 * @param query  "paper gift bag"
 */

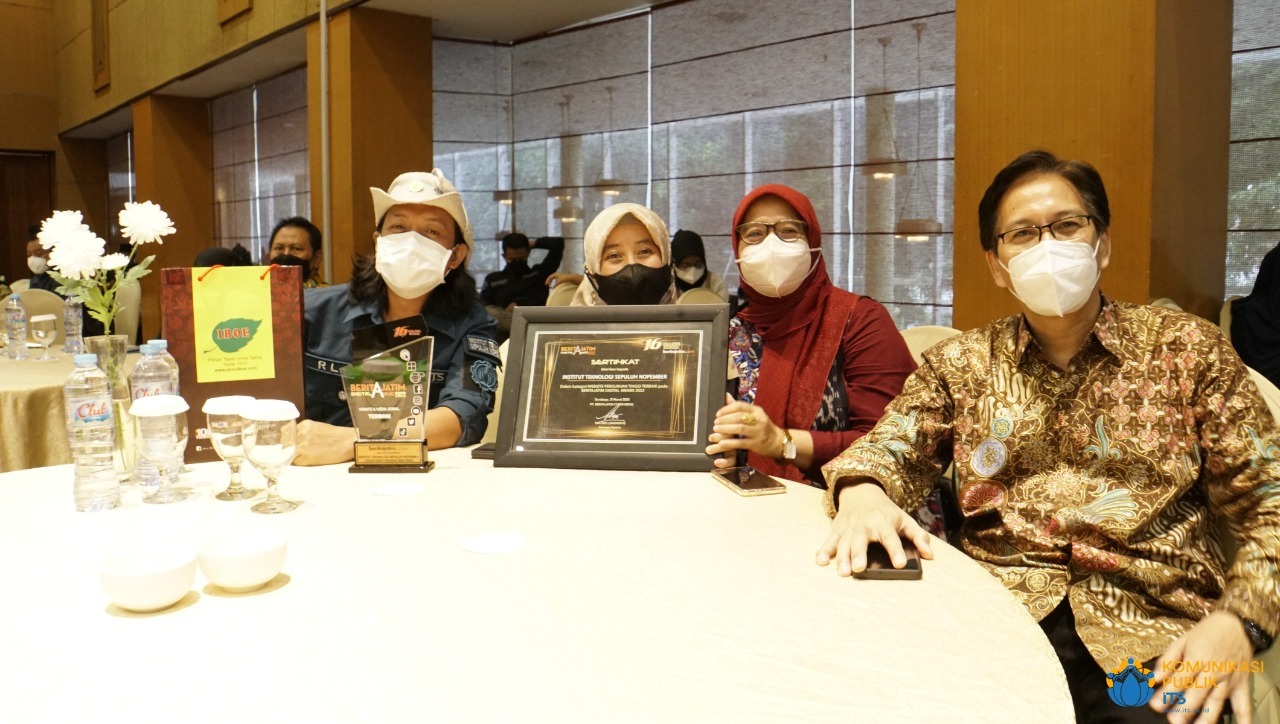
xmin=161 ymin=265 xmax=305 ymax=462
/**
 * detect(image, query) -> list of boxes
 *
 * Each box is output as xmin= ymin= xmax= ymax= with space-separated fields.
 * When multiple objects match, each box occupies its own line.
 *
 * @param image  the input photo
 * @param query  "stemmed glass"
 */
xmin=242 ymin=399 xmax=302 ymax=514
xmin=130 ymin=394 xmax=190 ymax=504
xmin=30 ymin=314 xmax=58 ymax=362
xmin=202 ymin=395 xmax=262 ymax=501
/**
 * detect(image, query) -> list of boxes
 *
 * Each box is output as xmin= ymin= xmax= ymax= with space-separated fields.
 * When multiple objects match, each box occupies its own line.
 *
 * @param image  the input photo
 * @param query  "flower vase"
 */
xmin=85 ymin=334 xmax=135 ymax=482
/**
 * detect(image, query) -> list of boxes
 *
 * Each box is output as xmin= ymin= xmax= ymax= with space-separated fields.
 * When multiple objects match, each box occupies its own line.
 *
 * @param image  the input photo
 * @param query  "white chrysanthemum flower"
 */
xmin=48 ymin=228 xmax=106 ymax=280
xmin=99 ymin=253 xmax=130 ymax=271
xmin=38 ymin=210 xmax=90 ymax=250
xmin=118 ymin=200 xmax=176 ymax=245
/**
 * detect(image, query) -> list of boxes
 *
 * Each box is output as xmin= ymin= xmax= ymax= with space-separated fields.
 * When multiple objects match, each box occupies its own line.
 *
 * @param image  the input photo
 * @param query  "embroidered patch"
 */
xmin=470 ymin=359 xmax=499 ymax=393
xmin=466 ymin=336 xmax=500 ymax=359
xmin=306 ymin=354 xmax=348 ymax=377
xmin=970 ymin=437 xmax=1008 ymax=478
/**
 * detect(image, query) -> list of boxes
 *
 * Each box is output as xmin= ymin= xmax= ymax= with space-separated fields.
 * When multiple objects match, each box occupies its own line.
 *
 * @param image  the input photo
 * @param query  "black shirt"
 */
xmin=480 ymin=237 xmax=564 ymax=308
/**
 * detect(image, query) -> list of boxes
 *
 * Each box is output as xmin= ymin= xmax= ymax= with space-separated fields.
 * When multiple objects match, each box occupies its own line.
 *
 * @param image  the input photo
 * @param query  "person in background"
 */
xmin=1230 ymin=242 xmax=1280 ymax=389
xmin=704 ymin=184 xmax=916 ymax=490
xmin=671 ymin=229 xmax=727 ymax=300
xmin=295 ymin=169 xmax=499 ymax=465
xmin=817 ymin=150 xmax=1279 ymax=723
xmin=268 ymin=216 xmax=328 ymax=288
xmin=193 ymin=246 xmax=249 ymax=268
xmin=481 ymin=232 xmax=565 ymax=342
xmin=571 ymin=203 xmax=675 ymax=307
xmin=26 ymin=225 xmax=58 ymax=293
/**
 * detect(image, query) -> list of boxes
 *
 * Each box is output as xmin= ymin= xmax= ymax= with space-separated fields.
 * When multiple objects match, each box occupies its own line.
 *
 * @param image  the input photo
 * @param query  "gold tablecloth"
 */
xmin=0 ymin=352 xmax=137 ymax=472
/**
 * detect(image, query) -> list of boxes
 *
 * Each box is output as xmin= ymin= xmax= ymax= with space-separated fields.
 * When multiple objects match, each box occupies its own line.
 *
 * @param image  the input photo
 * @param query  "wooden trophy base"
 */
xmin=349 ymin=440 xmax=435 ymax=474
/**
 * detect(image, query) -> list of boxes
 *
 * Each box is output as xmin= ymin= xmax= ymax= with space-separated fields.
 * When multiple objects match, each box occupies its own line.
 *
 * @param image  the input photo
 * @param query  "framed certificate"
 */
xmin=494 ymin=304 xmax=730 ymax=471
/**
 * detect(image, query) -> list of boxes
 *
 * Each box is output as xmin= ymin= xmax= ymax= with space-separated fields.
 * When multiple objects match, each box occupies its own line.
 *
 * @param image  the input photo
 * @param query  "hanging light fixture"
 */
xmin=595 ymin=85 xmax=625 ymax=196
xmin=893 ymin=22 xmax=942 ymax=243
xmin=548 ymin=94 xmax=582 ymax=223
xmin=860 ymin=35 xmax=906 ymax=180
xmin=554 ymin=204 xmax=585 ymax=223
xmin=492 ymin=190 xmax=514 ymax=205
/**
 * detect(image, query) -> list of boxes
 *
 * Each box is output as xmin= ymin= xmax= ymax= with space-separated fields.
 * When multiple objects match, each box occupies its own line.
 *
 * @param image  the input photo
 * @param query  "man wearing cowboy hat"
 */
xmin=295 ymin=169 xmax=500 ymax=465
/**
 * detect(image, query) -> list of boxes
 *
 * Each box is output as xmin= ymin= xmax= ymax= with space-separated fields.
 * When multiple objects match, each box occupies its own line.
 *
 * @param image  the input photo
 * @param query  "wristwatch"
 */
xmin=1239 ymin=616 xmax=1274 ymax=654
xmin=779 ymin=429 xmax=797 ymax=462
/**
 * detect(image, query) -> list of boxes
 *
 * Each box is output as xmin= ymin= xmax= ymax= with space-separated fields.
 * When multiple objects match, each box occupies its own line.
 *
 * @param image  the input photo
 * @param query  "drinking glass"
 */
xmin=30 ymin=314 xmax=58 ymax=362
xmin=130 ymin=395 xmax=190 ymax=504
xmin=202 ymin=396 xmax=262 ymax=501
xmin=242 ymin=399 xmax=301 ymax=514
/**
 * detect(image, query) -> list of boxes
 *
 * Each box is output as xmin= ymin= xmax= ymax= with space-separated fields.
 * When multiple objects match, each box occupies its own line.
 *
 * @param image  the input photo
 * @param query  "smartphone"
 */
xmin=713 ymin=466 xmax=786 ymax=496
xmin=852 ymin=541 xmax=922 ymax=580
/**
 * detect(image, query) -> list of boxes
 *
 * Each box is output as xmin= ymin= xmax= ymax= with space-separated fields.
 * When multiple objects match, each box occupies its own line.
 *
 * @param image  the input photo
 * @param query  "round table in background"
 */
xmin=0 ymin=353 xmax=78 ymax=470
xmin=0 ymin=449 xmax=1074 ymax=723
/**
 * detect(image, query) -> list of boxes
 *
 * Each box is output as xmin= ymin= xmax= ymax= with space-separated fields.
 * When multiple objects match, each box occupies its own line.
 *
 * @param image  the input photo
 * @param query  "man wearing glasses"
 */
xmin=817 ymin=150 xmax=1279 ymax=723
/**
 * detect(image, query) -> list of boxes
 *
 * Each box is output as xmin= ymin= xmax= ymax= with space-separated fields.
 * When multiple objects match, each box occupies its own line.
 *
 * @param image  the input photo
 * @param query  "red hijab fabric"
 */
xmin=733 ymin=185 xmax=860 ymax=480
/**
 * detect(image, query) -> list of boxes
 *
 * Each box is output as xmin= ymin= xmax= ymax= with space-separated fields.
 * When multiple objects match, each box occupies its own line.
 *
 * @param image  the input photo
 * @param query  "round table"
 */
xmin=0 ymin=353 xmax=79 ymax=470
xmin=0 ymin=450 xmax=1073 ymax=722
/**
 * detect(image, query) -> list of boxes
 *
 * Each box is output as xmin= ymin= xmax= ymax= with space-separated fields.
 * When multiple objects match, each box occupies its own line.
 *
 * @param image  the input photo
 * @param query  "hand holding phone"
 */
xmin=852 ymin=541 xmax=922 ymax=580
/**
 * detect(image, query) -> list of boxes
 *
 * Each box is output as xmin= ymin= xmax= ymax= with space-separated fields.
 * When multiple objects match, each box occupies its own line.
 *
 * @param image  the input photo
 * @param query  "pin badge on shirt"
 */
xmin=971 ymin=437 xmax=1009 ymax=478
xmin=991 ymin=417 xmax=1013 ymax=440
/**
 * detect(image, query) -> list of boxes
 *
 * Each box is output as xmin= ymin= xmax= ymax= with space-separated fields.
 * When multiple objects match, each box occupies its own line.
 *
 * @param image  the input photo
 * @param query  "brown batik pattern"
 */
xmin=823 ymin=298 xmax=1280 ymax=667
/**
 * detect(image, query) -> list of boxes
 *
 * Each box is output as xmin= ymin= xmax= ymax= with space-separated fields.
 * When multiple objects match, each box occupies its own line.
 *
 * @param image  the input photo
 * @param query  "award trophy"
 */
xmin=342 ymin=336 xmax=435 ymax=473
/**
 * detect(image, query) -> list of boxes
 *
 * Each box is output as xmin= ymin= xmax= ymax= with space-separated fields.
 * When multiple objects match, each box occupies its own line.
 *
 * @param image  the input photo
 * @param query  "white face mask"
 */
xmin=675 ymin=263 xmax=705 ymax=285
xmin=28 ymin=256 xmax=48 ymax=275
xmin=737 ymin=234 xmax=817 ymax=298
xmin=999 ymin=238 xmax=1101 ymax=317
xmin=375 ymin=231 xmax=455 ymax=299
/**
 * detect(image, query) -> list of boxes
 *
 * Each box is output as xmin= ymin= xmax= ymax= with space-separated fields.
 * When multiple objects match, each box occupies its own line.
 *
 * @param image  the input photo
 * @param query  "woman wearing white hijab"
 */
xmin=571 ymin=203 xmax=676 ymax=306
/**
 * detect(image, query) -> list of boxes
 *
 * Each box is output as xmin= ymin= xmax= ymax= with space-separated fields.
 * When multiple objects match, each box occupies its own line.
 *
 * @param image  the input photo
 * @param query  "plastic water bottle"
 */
xmin=65 ymin=354 xmax=120 ymax=511
xmin=5 ymin=294 xmax=28 ymax=360
xmin=63 ymin=296 xmax=85 ymax=355
xmin=130 ymin=344 xmax=175 ymax=488
xmin=148 ymin=339 xmax=180 ymax=394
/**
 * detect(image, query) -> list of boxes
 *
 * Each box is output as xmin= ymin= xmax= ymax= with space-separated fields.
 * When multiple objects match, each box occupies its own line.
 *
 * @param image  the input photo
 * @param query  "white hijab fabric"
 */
xmin=570 ymin=203 xmax=676 ymax=307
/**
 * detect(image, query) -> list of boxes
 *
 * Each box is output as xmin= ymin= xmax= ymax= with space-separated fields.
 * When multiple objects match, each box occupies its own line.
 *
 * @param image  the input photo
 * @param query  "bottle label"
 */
xmin=68 ymin=398 xmax=112 ymax=425
xmin=132 ymin=385 xmax=171 ymax=400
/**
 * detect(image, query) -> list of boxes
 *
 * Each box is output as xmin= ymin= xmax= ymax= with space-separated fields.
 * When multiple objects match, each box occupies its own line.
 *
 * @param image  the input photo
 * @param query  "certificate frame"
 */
xmin=494 ymin=303 xmax=730 ymax=472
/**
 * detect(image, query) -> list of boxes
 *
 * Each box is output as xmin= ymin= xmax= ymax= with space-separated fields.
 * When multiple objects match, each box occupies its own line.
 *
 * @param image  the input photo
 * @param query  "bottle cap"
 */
xmin=74 ymin=354 xmax=98 ymax=366
xmin=129 ymin=394 xmax=190 ymax=417
xmin=148 ymin=339 xmax=169 ymax=350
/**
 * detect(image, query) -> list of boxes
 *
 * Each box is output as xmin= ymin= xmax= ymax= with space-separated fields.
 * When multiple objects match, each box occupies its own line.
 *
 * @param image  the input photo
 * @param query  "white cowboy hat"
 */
xmin=370 ymin=169 xmax=474 ymax=255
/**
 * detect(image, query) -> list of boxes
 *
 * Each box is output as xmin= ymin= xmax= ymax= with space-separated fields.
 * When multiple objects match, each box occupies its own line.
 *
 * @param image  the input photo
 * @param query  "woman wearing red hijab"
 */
xmin=705 ymin=184 xmax=916 ymax=486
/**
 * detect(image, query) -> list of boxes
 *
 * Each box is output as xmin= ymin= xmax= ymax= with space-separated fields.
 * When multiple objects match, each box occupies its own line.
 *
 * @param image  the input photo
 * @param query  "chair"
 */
xmin=1148 ymin=297 xmax=1184 ymax=311
xmin=3 ymin=288 xmax=64 ymax=344
xmin=113 ymin=280 xmax=141 ymax=342
xmin=10 ymin=278 xmax=29 ymax=293
xmin=1221 ymin=295 xmax=1241 ymax=344
xmin=900 ymin=325 xmax=961 ymax=364
xmin=480 ymin=339 xmax=509 ymax=446
xmin=675 ymin=287 xmax=725 ymax=305
xmin=546 ymin=281 xmax=578 ymax=307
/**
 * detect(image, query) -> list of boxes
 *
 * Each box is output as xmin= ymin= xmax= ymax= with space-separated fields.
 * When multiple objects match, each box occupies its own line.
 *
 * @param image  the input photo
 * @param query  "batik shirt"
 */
xmin=823 ymin=298 xmax=1280 ymax=667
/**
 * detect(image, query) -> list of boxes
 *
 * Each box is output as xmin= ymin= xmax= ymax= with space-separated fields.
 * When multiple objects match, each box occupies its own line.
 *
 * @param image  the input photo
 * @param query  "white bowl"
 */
xmin=100 ymin=548 xmax=198 ymax=612
xmin=198 ymin=530 xmax=287 ymax=592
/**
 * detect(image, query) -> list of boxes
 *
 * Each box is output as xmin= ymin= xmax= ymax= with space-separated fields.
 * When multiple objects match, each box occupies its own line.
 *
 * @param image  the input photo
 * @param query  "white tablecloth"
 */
xmin=0 ymin=449 xmax=1073 ymax=723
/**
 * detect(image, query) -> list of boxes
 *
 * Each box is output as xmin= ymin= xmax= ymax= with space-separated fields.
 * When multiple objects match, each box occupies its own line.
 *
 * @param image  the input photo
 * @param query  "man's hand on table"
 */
xmin=815 ymin=481 xmax=934 ymax=576
xmin=1149 ymin=611 xmax=1255 ymax=724
xmin=295 ymin=420 xmax=356 ymax=466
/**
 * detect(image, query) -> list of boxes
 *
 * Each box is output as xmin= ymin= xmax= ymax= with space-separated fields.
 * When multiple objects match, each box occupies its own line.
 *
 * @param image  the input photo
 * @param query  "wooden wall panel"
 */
xmin=132 ymin=95 xmax=214 ymax=341
xmin=953 ymin=0 xmax=1230 ymax=329
xmin=309 ymin=8 xmax=432 ymax=284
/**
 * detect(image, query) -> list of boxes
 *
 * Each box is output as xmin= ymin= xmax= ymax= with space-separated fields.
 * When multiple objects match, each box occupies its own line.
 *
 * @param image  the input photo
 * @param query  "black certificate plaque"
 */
xmin=494 ymin=304 xmax=729 ymax=472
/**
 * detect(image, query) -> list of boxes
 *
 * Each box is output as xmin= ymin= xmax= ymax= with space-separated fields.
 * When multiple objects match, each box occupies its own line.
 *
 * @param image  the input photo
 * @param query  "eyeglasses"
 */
xmin=736 ymin=220 xmax=808 ymax=245
xmin=996 ymin=215 xmax=1093 ymax=251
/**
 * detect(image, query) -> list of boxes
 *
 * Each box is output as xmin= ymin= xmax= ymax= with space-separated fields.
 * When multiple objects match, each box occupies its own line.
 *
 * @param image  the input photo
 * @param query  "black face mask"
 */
xmin=506 ymin=258 xmax=530 ymax=275
xmin=589 ymin=263 xmax=672 ymax=305
xmin=271 ymin=254 xmax=311 ymax=280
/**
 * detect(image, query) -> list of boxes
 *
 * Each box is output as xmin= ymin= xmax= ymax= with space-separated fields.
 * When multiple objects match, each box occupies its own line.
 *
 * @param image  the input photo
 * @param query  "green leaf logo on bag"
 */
xmin=210 ymin=318 xmax=263 ymax=353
